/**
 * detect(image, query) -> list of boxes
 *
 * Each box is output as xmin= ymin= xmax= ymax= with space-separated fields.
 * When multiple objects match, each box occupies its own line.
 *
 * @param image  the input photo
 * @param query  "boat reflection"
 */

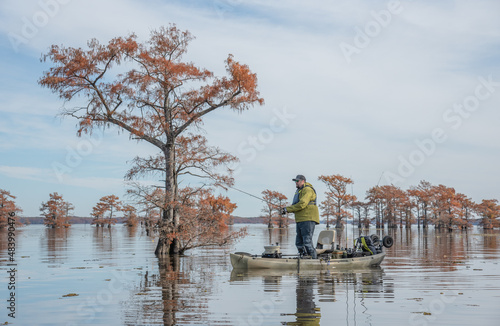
xmin=231 ymin=267 xmax=391 ymax=325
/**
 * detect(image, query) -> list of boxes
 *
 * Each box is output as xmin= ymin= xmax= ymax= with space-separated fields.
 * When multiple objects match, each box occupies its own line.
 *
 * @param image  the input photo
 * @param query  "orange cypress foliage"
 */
xmin=430 ymin=185 xmax=461 ymax=230
xmin=0 ymin=189 xmax=23 ymax=228
xmin=127 ymin=184 xmax=245 ymax=253
xmin=476 ymin=199 xmax=500 ymax=229
xmin=40 ymin=192 xmax=73 ymax=228
xmin=125 ymin=134 xmax=238 ymax=188
xmin=174 ymin=187 xmax=245 ymax=254
xmin=455 ymin=193 xmax=475 ymax=229
xmin=319 ymin=195 xmax=336 ymax=229
xmin=351 ymin=201 xmax=371 ymax=229
xmin=408 ymin=180 xmax=435 ymax=228
xmin=39 ymin=25 xmax=263 ymax=255
xmin=365 ymin=186 xmax=384 ymax=228
xmin=91 ymin=195 xmax=122 ymax=227
xmin=400 ymin=190 xmax=415 ymax=228
xmin=126 ymin=184 xmax=164 ymax=227
xmin=318 ymin=175 xmax=356 ymax=228
xmin=355 ymin=179 xmax=498 ymax=229
xmin=122 ymin=204 xmax=138 ymax=227
xmin=376 ymin=185 xmax=407 ymax=228
xmin=261 ymin=190 xmax=288 ymax=228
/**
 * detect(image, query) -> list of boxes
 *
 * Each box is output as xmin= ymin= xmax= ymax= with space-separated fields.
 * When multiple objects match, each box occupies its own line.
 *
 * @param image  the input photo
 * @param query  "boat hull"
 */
xmin=230 ymin=252 xmax=385 ymax=270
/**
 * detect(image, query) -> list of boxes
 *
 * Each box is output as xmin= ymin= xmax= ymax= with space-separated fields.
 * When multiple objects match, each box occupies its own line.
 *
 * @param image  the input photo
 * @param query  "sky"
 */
xmin=0 ymin=0 xmax=499 ymax=218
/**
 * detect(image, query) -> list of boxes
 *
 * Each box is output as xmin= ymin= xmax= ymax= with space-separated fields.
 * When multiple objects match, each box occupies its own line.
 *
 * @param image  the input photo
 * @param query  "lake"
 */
xmin=1 ymin=224 xmax=499 ymax=325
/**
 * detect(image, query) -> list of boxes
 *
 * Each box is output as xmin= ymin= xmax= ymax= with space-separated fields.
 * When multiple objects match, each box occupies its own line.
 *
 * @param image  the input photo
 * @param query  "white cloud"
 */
xmin=0 ymin=165 xmax=47 ymax=182
xmin=0 ymin=164 xmax=125 ymax=190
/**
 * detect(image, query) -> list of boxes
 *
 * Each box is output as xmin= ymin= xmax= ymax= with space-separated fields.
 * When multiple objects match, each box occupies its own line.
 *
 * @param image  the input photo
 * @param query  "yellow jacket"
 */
xmin=286 ymin=182 xmax=320 ymax=224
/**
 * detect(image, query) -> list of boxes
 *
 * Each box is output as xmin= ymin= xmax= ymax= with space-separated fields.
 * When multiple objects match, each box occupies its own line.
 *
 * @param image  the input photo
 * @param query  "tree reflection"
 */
xmin=41 ymin=227 xmax=70 ymax=263
xmin=125 ymin=224 xmax=138 ymax=238
xmin=124 ymin=256 xmax=184 ymax=325
xmin=92 ymin=226 xmax=115 ymax=252
xmin=124 ymin=255 xmax=219 ymax=325
xmin=158 ymin=256 xmax=181 ymax=325
xmin=265 ymin=227 xmax=290 ymax=249
xmin=383 ymin=226 xmax=500 ymax=271
xmin=482 ymin=229 xmax=499 ymax=252
xmin=0 ymin=226 xmax=24 ymax=256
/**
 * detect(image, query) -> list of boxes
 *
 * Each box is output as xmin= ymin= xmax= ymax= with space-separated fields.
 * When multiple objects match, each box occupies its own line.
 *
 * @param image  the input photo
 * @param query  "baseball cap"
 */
xmin=292 ymin=175 xmax=306 ymax=182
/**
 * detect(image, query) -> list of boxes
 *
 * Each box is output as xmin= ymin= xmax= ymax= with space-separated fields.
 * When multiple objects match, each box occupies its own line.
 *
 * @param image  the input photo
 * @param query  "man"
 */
xmin=281 ymin=175 xmax=320 ymax=259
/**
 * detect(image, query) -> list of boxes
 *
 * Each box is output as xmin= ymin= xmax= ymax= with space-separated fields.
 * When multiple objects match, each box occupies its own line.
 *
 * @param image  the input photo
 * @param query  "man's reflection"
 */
xmin=288 ymin=275 xmax=321 ymax=325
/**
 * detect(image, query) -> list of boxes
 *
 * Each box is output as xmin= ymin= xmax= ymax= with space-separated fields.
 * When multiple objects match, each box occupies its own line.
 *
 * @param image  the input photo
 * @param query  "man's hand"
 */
xmin=281 ymin=207 xmax=287 ymax=215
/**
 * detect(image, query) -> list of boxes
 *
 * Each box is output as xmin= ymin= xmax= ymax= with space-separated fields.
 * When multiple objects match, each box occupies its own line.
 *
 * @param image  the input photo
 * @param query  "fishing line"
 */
xmin=351 ymin=180 xmax=355 ymax=248
xmin=195 ymin=173 xmax=274 ymax=205
xmin=376 ymin=171 xmax=384 ymax=187
xmin=225 ymin=184 xmax=272 ymax=204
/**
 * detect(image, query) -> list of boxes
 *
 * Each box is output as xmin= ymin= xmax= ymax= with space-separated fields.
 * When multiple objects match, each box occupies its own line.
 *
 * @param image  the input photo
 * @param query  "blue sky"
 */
xmin=1 ymin=0 xmax=500 ymax=218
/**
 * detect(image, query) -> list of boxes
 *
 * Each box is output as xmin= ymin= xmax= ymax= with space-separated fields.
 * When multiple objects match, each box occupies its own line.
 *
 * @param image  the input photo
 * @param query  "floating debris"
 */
xmin=407 ymin=298 xmax=424 ymax=301
xmin=62 ymin=293 xmax=79 ymax=297
xmin=411 ymin=312 xmax=432 ymax=315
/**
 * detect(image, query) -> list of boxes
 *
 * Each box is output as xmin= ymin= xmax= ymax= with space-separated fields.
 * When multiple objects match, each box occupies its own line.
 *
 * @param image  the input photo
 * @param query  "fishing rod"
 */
xmin=225 ymin=184 xmax=290 ymax=221
xmin=376 ymin=171 xmax=384 ymax=187
xmin=351 ymin=180 xmax=354 ymax=250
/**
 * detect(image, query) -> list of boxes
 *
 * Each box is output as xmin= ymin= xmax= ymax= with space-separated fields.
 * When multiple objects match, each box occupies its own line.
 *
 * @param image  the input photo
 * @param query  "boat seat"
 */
xmin=316 ymin=230 xmax=336 ymax=250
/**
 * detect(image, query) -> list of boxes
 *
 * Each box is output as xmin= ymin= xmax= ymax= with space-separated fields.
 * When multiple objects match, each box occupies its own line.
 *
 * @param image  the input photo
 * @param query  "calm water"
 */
xmin=1 ymin=224 xmax=499 ymax=325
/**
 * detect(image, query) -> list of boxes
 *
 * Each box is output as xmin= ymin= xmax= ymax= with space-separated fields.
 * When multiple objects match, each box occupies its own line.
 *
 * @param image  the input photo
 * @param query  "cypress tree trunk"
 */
xmin=155 ymin=141 xmax=180 ymax=256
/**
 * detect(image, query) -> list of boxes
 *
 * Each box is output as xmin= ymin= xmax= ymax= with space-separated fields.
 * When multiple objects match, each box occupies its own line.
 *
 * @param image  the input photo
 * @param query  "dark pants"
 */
xmin=296 ymin=221 xmax=317 ymax=259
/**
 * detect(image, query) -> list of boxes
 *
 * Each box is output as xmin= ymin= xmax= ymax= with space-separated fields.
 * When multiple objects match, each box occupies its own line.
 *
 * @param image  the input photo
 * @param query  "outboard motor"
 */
xmin=262 ymin=244 xmax=282 ymax=258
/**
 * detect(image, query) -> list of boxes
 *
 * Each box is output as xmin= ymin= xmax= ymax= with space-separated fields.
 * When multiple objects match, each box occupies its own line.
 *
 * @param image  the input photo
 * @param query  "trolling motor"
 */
xmin=262 ymin=242 xmax=282 ymax=258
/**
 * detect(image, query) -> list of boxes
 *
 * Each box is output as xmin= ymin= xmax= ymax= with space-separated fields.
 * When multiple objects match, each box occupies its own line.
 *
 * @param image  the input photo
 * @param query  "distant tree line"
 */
xmin=3 ymin=173 xmax=499 ymax=235
xmin=261 ymin=176 xmax=500 ymax=230
xmin=0 ymin=187 xmax=244 ymax=254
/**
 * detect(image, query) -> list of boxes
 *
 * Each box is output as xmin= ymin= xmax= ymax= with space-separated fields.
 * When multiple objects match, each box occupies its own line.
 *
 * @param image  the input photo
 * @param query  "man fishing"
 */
xmin=281 ymin=175 xmax=320 ymax=259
